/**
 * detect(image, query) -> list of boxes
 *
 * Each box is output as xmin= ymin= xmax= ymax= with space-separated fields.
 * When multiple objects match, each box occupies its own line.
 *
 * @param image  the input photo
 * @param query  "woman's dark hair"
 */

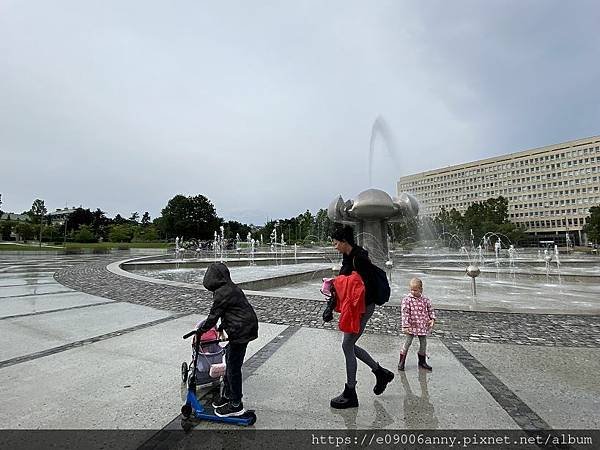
xmin=331 ymin=225 xmax=355 ymax=246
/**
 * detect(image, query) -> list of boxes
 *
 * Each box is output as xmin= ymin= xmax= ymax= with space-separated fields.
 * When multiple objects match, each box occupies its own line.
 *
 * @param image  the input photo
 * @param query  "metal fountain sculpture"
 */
xmin=327 ymin=189 xmax=419 ymax=269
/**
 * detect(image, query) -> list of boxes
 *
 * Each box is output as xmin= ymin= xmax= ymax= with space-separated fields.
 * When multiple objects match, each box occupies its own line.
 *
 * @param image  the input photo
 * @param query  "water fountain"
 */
xmin=328 ymin=189 xmax=418 ymax=268
xmin=543 ymin=249 xmax=553 ymax=281
xmin=116 ymin=117 xmax=600 ymax=316
xmin=554 ymin=244 xmax=562 ymax=284
xmin=249 ymin=238 xmax=256 ymax=266
xmin=508 ymin=245 xmax=516 ymax=268
xmin=494 ymin=239 xmax=501 ymax=259
xmin=174 ymin=236 xmax=185 ymax=260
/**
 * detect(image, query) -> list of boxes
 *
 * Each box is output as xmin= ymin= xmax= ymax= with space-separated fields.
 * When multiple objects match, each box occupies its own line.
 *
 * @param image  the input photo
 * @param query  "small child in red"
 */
xmin=398 ymin=278 xmax=436 ymax=371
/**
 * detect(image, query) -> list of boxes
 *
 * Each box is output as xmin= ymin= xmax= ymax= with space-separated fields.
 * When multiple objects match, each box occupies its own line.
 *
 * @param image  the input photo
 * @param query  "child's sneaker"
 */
xmin=211 ymin=395 xmax=229 ymax=409
xmin=215 ymin=401 xmax=246 ymax=417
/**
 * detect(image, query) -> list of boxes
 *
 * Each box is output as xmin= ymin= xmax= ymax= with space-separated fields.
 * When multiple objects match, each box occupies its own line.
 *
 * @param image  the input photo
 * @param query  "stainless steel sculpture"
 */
xmin=328 ymin=188 xmax=419 ymax=267
xmin=466 ymin=264 xmax=481 ymax=296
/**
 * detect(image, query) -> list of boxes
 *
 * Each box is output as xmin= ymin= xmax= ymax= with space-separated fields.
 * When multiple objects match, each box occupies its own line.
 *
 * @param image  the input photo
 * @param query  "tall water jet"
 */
xmin=328 ymin=117 xmax=419 ymax=267
xmin=368 ymin=116 xmax=401 ymax=187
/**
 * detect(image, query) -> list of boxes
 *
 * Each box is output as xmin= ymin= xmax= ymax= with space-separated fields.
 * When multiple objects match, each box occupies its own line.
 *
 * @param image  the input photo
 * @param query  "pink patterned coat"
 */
xmin=401 ymin=294 xmax=436 ymax=336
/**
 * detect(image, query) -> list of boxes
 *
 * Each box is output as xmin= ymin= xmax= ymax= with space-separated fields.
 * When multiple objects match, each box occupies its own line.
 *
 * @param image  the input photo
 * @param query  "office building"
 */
xmin=397 ymin=135 xmax=600 ymax=245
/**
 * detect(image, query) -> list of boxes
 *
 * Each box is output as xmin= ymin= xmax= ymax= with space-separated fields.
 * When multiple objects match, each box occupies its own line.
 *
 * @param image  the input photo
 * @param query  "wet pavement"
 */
xmin=1 ymin=252 xmax=599 ymax=447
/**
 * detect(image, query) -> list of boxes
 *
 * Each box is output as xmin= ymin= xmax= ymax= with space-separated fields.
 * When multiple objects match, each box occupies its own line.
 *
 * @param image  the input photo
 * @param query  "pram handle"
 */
xmin=183 ymin=328 xmax=200 ymax=339
xmin=182 ymin=328 xmax=228 ymax=343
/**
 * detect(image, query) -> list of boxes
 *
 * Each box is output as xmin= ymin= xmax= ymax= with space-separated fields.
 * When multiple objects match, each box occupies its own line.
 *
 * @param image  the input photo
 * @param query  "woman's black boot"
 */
xmin=330 ymin=383 xmax=359 ymax=409
xmin=373 ymin=364 xmax=395 ymax=395
xmin=418 ymin=353 xmax=432 ymax=371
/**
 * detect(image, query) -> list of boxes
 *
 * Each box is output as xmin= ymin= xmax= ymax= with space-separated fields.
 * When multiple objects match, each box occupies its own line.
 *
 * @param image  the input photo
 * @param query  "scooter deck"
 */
xmin=181 ymin=409 xmax=257 ymax=428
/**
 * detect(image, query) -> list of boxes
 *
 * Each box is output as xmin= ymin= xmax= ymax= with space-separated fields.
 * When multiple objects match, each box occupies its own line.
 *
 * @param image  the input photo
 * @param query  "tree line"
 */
xmin=2 ymin=193 xmax=598 ymax=246
xmin=0 ymin=194 xmax=337 ymax=246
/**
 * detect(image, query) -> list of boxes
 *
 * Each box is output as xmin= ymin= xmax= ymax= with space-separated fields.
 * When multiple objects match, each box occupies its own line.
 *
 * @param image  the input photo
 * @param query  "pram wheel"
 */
xmin=181 ymin=362 xmax=188 ymax=382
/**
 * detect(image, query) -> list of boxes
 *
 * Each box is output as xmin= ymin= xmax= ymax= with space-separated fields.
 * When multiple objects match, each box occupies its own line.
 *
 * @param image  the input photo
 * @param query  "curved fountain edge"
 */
xmin=106 ymin=256 xmax=600 ymax=316
xmin=51 ymin=255 xmax=600 ymax=345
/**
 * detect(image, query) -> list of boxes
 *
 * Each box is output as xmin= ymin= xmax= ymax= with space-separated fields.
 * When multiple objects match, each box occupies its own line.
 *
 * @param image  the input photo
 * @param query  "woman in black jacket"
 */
xmin=327 ymin=225 xmax=394 ymax=409
xmin=198 ymin=262 xmax=258 ymax=417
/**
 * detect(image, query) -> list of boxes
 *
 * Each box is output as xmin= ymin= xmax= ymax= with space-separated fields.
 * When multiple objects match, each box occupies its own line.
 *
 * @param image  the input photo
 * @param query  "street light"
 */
xmin=63 ymin=217 xmax=68 ymax=247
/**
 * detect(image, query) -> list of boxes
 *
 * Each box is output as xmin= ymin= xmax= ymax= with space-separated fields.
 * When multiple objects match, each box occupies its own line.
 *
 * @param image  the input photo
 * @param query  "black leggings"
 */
xmin=342 ymin=302 xmax=378 ymax=388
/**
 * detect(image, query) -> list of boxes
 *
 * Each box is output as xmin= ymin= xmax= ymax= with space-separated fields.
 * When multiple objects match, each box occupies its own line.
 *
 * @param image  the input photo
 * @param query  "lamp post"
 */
xmin=63 ymin=217 xmax=68 ymax=247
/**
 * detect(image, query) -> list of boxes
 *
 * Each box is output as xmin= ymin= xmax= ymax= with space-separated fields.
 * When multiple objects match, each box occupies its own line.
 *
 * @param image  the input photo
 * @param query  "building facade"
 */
xmin=47 ymin=207 xmax=77 ymax=225
xmin=397 ymin=135 xmax=600 ymax=246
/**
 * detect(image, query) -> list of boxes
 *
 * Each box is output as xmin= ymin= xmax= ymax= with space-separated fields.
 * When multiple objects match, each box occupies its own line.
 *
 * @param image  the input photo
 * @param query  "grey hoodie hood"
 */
xmin=203 ymin=263 xmax=232 ymax=291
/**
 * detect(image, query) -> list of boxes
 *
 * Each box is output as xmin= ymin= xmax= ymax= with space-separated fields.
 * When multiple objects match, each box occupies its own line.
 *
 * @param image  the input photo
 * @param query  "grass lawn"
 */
xmin=0 ymin=243 xmax=62 ymax=251
xmin=0 ymin=242 xmax=172 ymax=251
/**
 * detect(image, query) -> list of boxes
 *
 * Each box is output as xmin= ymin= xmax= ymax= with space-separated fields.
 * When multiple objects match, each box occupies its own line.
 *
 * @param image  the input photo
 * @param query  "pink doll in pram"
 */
xmin=181 ymin=319 xmax=226 ymax=386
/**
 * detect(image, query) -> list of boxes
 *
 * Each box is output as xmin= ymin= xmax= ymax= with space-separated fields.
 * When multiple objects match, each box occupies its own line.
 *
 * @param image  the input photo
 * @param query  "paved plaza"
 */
xmin=1 ymin=252 xmax=599 ymax=449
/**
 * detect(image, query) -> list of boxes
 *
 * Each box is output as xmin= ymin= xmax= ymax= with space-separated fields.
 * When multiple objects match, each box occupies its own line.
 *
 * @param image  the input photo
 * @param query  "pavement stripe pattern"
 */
xmin=0 ymin=314 xmax=186 ymax=369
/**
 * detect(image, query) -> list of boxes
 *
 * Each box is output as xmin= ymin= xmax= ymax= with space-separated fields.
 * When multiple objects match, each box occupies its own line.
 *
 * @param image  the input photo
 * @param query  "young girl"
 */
xmin=398 ymin=277 xmax=436 ymax=371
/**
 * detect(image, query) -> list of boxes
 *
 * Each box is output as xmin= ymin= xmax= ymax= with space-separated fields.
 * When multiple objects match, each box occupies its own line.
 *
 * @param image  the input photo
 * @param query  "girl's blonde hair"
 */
xmin=409 ymin=277 xmax=423 ymax=289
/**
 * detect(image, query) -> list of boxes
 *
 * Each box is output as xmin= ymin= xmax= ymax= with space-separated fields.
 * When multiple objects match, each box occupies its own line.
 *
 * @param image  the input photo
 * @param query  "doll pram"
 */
xmin=181 ymin=320 xmax=225 ymax=388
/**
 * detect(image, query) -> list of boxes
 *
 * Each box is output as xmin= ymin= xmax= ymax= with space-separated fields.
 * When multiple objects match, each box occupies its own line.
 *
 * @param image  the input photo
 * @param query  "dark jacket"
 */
xmin=200 ymin=263 xmax=258 ymax=344
xmin=339 ymin=245 xmax=377 ymax=305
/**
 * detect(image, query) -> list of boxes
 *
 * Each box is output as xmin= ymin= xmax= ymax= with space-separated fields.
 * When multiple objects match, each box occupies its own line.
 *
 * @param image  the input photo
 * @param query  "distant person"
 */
xmin=398 ymin=277 xmax=436 ymax=371
xmin=197 ymin=262 xmax=258 ymax=417
xmin=323 ymin=225 xmax=394 ymax=409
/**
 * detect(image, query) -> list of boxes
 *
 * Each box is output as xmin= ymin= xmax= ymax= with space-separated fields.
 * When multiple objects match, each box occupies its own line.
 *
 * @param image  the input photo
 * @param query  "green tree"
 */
xmin=15 ymin=222 xmax=35 ymax=241
xmin=463 ymin=196 xmax=509 ymax=244
xmin=141 ymin=212 xmax=151 ymax=227
xmin=1 ymin=220 xmax=14 ymax=240
xmin=129 ymin=212 xmax=139 ymax=223
xmin=160 ymin=194 xmax=222 ymax=240
xmin=68 ymin=208 xmax=94 ymax=232
xmin=30 ymin=199 xmax=47 ymax=247
xmin=224 ymin=220 xmax=251 ymax=240
xmin=73 ymin=225 xmax=97 ymax=243
xmin=133 ymin=224 xmax=159 ymax=242
xmin=314 ymin=208 xmax=334 ymax=243
xmin=108 ymin=224 xmax=134 ymax=242
xmin=91 ymin=208 xmax=109 ymax=240
xmin=583 ymin=205 xmax=600 ymax=244
xmin=113 ymin=214 xmax=128 ymax=225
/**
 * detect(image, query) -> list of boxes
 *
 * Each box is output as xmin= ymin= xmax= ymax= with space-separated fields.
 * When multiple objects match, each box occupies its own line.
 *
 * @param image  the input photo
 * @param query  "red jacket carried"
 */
xmin=333 ymin=272 xmax=366 ymax=334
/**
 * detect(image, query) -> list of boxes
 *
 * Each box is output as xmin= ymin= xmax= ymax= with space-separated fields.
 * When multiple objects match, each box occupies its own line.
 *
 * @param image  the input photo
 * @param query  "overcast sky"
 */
xmin=2 ymin=1 xmax=599 ymax=225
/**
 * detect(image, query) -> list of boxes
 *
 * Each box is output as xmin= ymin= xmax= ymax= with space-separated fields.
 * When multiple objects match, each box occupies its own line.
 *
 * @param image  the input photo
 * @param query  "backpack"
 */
xmin=353 ymin=256 xmax=391 ymax=305
xmin=370 ymin=264 xmax=391 ymax=305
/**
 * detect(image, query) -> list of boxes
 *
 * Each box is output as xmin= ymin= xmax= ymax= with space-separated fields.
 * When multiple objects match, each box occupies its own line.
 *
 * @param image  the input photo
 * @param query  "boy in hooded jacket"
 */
xmin=197 ymin=262 xmax=259 ymax=417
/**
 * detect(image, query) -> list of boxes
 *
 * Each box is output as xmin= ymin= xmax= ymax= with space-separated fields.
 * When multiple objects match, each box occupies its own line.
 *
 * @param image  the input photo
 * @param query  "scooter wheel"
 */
xmin=181 ymin=403 xmax=192 ymax=418
xmin=181 ymin=362 xmax=188 ymax=382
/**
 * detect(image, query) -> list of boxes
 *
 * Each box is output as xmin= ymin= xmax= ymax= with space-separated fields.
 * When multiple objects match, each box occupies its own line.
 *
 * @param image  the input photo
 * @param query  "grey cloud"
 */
xmin=1 ymin=1 xmax=598 ymax=222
